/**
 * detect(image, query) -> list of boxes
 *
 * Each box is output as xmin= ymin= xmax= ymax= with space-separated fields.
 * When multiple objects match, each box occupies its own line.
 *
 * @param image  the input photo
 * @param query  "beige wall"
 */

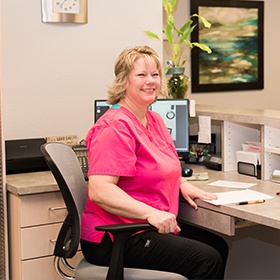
xmin=1 ymin=0 xmax=162 ymax=141
xmin=0 ymin=0 xmax=9 ymax=277
xmin=1 ymin=0 xmax=279 ymax=141
xmin=171 ymin=0 xmax=279 ymax=110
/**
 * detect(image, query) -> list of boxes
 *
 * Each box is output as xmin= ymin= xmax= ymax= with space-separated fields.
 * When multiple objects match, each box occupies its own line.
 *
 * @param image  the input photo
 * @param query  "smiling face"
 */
xmin=107 ymin=46 xmax=166 ymax=106
xmin=125 ymin=57 xmax=161 ymax=108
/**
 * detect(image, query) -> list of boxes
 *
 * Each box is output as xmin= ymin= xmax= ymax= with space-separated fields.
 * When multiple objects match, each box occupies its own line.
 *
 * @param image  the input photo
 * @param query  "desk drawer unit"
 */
xmin=8 ymin=191 xmax=69 ymax=280
xmin=20 ymin=191 xmax=67 ymax=227
xmin=21 ymin=252 xmax=83 ymax=280
xmin=21 ymin=223 xmax=61 ymax=260
xmin=178 ymin=201 xmax=235 ymax=236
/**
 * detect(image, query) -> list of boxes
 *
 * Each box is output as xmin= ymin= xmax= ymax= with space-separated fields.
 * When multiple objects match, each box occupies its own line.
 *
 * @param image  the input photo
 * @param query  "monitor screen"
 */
xmin=149 ymin=99 xmax=189 ymax=159
xmin=94 ymin=99 xmax=111 ymax=122
xmin=93 ymin=99 xmax=190 ymax=159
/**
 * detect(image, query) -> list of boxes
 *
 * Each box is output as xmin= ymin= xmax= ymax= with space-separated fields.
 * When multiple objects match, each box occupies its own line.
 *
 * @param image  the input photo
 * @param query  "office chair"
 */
xmin=41 ymin=142 xmax=187 ymax=280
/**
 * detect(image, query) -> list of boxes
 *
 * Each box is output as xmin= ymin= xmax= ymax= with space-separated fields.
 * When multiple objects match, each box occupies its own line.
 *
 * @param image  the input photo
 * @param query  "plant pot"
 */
xmin=166 ymin=67 xmax=189 ymax=99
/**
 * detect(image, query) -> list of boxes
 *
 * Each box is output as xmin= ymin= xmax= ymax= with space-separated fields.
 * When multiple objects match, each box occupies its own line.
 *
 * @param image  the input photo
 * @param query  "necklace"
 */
xmin=121 ymin=98 xmax=148 ymax=128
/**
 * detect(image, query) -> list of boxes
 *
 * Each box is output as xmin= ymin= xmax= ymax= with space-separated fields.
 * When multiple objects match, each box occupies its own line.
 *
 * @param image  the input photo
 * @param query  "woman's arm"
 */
xmin=88 ymin=174 xmax=180 ymax=234
xmin=180 ymin=178 xmax=218 ymax=210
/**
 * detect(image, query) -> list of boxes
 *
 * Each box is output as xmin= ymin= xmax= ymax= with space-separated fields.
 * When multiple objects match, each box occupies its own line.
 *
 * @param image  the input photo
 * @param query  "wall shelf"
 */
xmin=195 ymin=104 xmax=280 ymax=180
xmin=265 ymin=146 xmax=280 ymax=155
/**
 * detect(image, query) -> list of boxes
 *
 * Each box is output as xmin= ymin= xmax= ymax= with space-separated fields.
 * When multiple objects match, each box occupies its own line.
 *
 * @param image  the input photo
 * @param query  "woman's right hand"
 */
xmin=146 ymin=209 xmax=181 ymax=234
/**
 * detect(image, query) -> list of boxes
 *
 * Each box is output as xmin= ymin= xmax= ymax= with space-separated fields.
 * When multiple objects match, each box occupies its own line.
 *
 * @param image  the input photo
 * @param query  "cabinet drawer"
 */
xmin=21 ymin=223 xmax=62 ymax=260
xmin=178 ymin=201 xmax=235 ymax=236
xmin=20 ymin=192 xmax=67 ymax=227
xmin=21 ymin=252 xmax=83 ymax=280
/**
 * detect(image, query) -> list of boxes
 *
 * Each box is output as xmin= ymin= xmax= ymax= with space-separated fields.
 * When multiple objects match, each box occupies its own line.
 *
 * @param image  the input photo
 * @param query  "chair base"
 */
xmin=76 ymin=258 xmax=187 ymax=280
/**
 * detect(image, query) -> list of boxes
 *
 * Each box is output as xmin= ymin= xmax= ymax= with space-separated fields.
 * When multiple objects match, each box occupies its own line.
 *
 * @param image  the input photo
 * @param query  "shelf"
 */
xmin=194 ymin=104 xmax=280 ymax=181
xmin=265 ymin=146 xmax=280 ymax=155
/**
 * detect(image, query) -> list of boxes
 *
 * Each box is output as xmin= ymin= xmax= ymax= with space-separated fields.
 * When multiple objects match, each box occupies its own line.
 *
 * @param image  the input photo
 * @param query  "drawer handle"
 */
xmin=49 ymin=206 xmax=67 ymax=211
xmin=50 ymin=239 xmax=57 ymax=244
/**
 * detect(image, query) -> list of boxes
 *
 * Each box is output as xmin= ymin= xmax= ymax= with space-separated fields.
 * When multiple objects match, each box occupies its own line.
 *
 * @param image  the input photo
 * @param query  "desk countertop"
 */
xmin=196 ymin=104 xmax=280 ymax=128
xmin=6 ymin=171 xmax=58 ymax=196
xmin=182 ymin=164 xmax=280 ymax=231
xmin=6 ymin=166 xmax=280 ymax=233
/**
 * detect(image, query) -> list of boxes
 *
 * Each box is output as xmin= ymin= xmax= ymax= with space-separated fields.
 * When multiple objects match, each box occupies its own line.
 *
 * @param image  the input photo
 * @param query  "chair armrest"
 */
xmin=95 ymin=223 xmax=156 ymax=280
xmin=95 ymin=222 xmax=155 ymax=233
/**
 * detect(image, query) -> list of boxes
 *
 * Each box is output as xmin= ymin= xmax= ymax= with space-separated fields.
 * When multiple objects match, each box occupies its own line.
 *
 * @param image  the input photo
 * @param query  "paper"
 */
xmin=208 ymin=180 xmax=256 ymax=189
xmin=203 ymin=189 xmax=273 ymax=205
xmin=198 ymin=116 xmax=211 ymax=143
xmin=189 ymin=99 xmax=196 ymax=117
xmin=273 ymin=170 xmax=280 ymax=176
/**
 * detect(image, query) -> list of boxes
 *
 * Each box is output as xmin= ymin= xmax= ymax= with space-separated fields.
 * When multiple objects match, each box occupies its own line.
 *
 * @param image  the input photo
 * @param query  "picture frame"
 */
xmin=190 ymin=0 xmax=264 ymax=93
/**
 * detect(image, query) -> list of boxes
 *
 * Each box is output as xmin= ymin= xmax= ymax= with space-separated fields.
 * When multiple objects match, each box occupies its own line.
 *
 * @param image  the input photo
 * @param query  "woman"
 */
xmin=81 ymin=45 xmax=228 ymax=279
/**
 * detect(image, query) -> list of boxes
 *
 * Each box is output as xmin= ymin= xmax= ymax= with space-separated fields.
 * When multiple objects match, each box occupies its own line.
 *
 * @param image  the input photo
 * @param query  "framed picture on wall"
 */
xmin=190 ymin=0 xmax=264 ymax=93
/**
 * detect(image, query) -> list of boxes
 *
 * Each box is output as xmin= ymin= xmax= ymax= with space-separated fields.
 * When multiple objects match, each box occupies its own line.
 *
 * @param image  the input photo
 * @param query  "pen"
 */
xmin=238 ymin=199 xmax=265 ymax=205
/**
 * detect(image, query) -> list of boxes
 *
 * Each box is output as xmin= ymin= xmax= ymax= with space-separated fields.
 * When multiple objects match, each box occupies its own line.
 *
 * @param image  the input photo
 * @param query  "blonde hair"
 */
xmin=107 ymin=46 xmax=167 ymax=105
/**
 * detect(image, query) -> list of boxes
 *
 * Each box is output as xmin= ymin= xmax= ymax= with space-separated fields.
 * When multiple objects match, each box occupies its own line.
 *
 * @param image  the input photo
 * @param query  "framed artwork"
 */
xmin=190 ymin=0 xmax=264 ymax=93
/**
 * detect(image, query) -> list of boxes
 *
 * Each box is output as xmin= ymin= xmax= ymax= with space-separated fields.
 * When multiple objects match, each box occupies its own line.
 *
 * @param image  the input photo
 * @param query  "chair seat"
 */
xmin=76 ymin=258 xmax=188 ymax=280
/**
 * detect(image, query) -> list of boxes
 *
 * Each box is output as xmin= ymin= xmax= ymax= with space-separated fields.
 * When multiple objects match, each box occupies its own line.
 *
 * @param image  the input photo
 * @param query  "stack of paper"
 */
xmin=208 ymin=180 xmax=256 ymax=189
xmin=242 ymin=141 xmax=262 ymax=153
xmin=203 ymin=189 xmax=273 ymax=206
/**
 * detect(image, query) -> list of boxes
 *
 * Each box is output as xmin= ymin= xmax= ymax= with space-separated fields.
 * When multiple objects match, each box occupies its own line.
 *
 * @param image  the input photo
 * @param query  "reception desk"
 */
xmin=6 ymin=105 xmax=280 ymax=279
xmin=6 ymin=167 xmax=280 ymax=279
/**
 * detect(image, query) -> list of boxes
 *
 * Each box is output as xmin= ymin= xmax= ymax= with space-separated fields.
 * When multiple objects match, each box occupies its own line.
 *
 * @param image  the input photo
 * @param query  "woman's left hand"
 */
xmin=180 ymin=180 xmax=217 ymax=210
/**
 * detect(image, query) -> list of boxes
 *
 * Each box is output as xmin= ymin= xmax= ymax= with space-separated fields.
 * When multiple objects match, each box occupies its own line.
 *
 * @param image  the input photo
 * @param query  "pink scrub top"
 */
xmin=81 ymin=105 xmax=182 ymax=243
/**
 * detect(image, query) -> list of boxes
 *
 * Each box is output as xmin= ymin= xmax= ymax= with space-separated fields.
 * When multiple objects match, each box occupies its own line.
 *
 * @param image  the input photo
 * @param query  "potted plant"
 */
xmin=145 ymin=0 xmax=212 ymax=98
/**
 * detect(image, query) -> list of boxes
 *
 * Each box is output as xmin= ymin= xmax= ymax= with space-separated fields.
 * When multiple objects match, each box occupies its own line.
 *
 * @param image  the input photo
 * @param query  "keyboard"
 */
xmin=72 ymin=144 xmax=89 ymax=181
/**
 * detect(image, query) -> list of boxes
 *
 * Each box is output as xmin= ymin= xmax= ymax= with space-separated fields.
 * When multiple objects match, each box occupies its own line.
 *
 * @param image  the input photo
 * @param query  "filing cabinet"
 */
xmin=7 ymin=178 xmax=83 ymax=280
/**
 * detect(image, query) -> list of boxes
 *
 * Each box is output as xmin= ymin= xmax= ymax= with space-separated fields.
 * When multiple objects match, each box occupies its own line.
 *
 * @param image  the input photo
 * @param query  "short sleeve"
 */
xmin=86 ymin=124 xmax=137 ymax=177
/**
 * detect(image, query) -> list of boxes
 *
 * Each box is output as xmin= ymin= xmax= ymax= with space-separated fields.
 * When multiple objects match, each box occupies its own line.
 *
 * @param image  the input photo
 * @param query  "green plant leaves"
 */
xmin=165 ymin=24 xmax=173 ymax=45
xmin=144 ymin=31 xmax=160 ymax=40
xmin=145 ymin=0 xmax=212 ymax=67
xmin=191 ymin=42 xmax=212 ymax=54
xmin=191 ymin=13 xmax=211 ymax=29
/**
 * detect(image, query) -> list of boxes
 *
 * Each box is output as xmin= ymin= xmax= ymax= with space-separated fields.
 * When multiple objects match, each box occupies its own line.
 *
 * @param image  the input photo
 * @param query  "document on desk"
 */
xmin=203 ymin=189 xmax=273 ymax=205
xmin=198 ymin=116 xmax=211 ymax=143
xmin=208 ymin=180 xmax=256 ymax=189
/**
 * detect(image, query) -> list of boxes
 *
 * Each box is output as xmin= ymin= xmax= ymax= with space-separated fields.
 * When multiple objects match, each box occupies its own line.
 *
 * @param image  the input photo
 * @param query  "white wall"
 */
xmin=1 ymin=0 xmax=162 ymax=141
xmin=2 ymin=0 xmax=280 ymax=141
xmin=2 ymin=0 xmax=280 ymax=140
xmin=169 ymin=0 xmax=280 ymax=111
xmin=0 ymin=1 xmax=9 ymax=278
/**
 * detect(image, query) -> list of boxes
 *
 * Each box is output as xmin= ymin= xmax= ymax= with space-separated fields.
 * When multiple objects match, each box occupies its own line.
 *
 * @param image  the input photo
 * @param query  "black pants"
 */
xmin=81 ymin=224 xmax=228 ymax=279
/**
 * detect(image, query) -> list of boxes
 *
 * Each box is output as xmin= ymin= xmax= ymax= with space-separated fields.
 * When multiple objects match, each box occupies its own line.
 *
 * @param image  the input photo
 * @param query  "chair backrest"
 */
xmin=41 ymin=142 xmax=88 ymax=259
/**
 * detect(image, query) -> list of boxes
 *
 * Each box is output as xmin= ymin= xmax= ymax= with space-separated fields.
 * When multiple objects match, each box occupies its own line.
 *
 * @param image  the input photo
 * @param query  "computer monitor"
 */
xmin=94 ymin=99 xmax=111 ymax=122
xmin=149 ymin=99 xmax=189 ymax=160
xmin=93 ymin=99 xmax=190 ymax=159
